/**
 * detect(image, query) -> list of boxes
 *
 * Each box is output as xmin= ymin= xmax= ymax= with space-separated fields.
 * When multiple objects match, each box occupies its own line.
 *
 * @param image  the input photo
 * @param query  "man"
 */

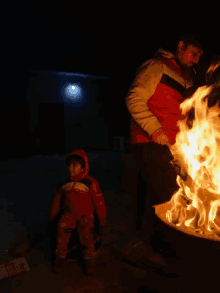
xmin=125 ymin=34 xmax=203 ymax=264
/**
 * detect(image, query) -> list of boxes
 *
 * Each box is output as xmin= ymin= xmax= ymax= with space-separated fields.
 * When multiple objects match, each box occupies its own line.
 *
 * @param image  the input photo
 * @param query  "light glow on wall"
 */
xmin=60 ymin=82 xmax=85 ymax=105
xmin=64 ymin=84 xmax=82 ymax=102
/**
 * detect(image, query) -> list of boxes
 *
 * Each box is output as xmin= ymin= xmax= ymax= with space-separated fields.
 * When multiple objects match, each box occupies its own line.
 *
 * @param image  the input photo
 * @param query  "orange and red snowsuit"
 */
xmin=49 ymin=149 xmax=107 ymax=260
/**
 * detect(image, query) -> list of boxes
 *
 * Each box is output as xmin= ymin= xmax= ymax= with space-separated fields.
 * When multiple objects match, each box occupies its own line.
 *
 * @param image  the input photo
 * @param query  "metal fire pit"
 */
xmin=155 ymin=202 xmax=220 ymax=242
xmin=154 ymin=202 xmax=220 ymax=292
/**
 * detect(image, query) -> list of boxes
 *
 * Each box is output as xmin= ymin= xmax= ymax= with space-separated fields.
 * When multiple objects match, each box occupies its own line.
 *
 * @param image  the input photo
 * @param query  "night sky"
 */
xmin=20 ymin=3 xmax=218 ymax=91
xmin=24 ymin=0 xmax=217 ymax=78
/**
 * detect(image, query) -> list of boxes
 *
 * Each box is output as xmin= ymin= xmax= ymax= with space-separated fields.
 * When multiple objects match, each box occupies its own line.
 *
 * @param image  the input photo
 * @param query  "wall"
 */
xmin=27 ymin=71 xmax=110 ymax=154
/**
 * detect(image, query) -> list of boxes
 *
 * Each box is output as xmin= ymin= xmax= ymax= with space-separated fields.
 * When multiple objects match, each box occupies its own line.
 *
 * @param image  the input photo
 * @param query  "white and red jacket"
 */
xmin=49 ymin=149 xmax=107 ymax=224
xmin=126 ymin=49 xmax=195 ymax=145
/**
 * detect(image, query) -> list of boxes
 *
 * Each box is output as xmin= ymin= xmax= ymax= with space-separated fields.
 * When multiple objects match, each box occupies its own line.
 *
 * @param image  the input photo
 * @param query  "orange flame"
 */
xmin=166 ymin=84 xmax=220 ymax=238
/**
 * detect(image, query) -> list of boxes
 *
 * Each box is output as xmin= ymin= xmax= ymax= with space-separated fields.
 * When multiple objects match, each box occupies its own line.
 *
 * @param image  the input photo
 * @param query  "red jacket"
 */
xmin=126 ymin=49 xmax=195 ymax=145
xmin=49 ymin=149 xmax=107 ymax=223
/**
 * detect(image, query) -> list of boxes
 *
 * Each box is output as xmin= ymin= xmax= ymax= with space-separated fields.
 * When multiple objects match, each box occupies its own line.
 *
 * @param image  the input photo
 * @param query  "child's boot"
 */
xmin=52 ymin=250 xmax=67 ymax=274
xmin=52 ymin=257 xmax=66 ymax=274
xmin=85 ymin=257 xmax=96 ymax=275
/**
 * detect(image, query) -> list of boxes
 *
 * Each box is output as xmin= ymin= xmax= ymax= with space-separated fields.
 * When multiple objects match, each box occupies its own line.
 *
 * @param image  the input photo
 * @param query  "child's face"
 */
xmin=68 ymin=162 xmax=84 ymax=177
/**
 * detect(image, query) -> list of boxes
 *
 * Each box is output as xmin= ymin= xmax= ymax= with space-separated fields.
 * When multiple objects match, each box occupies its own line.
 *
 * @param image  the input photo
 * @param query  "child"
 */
xmin=49 ymin=149 xmax=107 ymax=274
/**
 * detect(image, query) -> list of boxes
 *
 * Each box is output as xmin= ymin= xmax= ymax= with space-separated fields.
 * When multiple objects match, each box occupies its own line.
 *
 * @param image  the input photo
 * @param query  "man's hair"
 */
xmin=66 ymin=154 xmax=85 ymax=169
xmin=177 ymin=34 xmax=203 ymax=52
xmin=162 ymin=34 xmax=204 ymax=57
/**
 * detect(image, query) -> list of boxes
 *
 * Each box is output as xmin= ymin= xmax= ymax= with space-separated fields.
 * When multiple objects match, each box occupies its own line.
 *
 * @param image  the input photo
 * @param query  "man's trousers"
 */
xmin=131 ymin=142 xmax=179 ymax=249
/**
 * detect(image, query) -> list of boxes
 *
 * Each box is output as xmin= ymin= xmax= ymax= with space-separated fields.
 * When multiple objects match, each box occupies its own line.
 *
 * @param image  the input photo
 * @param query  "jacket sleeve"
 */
xmin=126 ymin=59 xmax=164 ymax=137
xmin=90 ymin=181 xmax=107 ymax=221
xmin=49 ymin=185 xmax=63 ymax=221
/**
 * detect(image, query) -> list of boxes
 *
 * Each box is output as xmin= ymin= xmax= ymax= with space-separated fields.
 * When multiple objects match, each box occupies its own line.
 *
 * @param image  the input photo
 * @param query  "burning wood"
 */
xmin=157 ymin=61 xmax=220 ymax=240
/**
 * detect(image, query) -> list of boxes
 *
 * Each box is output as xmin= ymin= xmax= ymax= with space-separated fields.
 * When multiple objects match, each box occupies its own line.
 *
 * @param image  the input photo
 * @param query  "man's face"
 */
xmin=177 ymin=42 xmax=202 ymax=68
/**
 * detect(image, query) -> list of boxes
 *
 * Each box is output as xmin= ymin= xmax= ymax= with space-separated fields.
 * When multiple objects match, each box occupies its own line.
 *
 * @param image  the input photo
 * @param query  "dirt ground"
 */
xmin=0 ymin=244 xmax=181 ymax=293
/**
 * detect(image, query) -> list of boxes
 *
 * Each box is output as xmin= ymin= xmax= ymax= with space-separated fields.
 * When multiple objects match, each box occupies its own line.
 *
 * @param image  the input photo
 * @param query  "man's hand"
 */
xmin=152 ymin=129 xmax=171 ymax=147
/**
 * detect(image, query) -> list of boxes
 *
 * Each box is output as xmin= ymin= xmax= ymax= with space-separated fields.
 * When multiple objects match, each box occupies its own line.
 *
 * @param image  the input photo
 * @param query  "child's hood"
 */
xmin=67 ymin=149 xmax=89 ymax=181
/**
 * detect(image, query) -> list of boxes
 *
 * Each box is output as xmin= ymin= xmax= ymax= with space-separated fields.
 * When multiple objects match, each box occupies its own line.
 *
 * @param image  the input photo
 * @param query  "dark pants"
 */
xmin=131 ymin=142 xmax=179 ymax=249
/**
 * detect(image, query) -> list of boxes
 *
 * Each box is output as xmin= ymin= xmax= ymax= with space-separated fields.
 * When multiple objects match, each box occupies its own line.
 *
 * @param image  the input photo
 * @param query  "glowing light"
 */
xmin=66 ymin=84 xmax=80 ymax=97
xmin=63 ymin=84 xmax=83 ymax=103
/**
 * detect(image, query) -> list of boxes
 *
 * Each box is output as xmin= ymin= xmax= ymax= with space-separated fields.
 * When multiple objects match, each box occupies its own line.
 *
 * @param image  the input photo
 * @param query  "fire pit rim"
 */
xmin=154 ymin=202 xmax=220 ymax=242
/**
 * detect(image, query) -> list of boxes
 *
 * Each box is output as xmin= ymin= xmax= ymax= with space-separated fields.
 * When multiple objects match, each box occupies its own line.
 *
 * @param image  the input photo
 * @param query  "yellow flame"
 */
xmin=166 ymin=85 xmax=220 ymax=237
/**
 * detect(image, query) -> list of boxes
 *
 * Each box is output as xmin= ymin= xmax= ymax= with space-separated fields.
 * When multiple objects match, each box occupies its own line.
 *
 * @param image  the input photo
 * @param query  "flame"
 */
xmin=166 ymin=84 xmax=220 ymax=238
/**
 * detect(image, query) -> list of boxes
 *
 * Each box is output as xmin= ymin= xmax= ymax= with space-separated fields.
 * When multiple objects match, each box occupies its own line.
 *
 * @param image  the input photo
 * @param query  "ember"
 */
xmin=158 ymin=62 xmax=220 ymax=239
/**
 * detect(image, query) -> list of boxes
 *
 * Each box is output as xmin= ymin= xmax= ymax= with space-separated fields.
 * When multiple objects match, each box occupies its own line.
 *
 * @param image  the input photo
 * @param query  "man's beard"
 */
xmin=186 ymin=63 xmax=194 ymax=68
xmin=181 ymin=62 xmax=194 ymax=69
xmin=179 ymin=62 xmax=195 ymax=76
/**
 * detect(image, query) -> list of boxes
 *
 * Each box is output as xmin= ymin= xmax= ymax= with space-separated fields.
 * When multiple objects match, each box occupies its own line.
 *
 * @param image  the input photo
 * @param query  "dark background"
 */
xmin=2 ymin=1 xmax=220 ymax=159
xmin=0 ymin=1 xmax=220 ymax=277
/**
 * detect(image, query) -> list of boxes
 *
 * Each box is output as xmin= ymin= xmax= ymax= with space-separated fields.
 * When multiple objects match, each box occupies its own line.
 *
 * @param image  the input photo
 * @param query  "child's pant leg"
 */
xmin=77 ymin=215 xmax=96 ymax=260
xmin=56 ymin=214 xmax=76 ymax=259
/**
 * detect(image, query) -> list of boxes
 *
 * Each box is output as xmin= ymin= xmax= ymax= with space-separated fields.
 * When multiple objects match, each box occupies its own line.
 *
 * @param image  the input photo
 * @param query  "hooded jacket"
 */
xmin=49 ymin=149 xmax=107 ymax=223
xmin=126 ymin=49 xmax=195 ymax=145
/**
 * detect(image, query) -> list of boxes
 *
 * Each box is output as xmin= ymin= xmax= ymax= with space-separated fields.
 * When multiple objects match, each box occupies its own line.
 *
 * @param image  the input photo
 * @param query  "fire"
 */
xmin=166 ymin=81 xmax=220 ymax=238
